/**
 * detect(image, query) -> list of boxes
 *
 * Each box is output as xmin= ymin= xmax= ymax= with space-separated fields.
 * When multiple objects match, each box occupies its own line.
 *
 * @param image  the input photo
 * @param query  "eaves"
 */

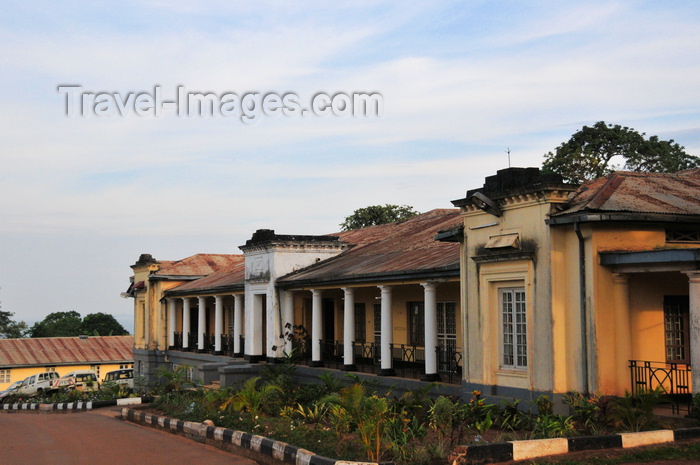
xmin=276 ymin=265 xmax=460 ymax=290
xmin=149 ymin=275 xmax=206 ymax=282
xmin=164 ymin=283 xmax=245 ymax=298
xmin=546 ymin=212 xmax=700 ymax=225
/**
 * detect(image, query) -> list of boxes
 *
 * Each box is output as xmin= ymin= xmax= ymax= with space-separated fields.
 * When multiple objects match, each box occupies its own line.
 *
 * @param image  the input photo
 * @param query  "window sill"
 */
xmin=496 ymin=368 xmax=528 ymax=378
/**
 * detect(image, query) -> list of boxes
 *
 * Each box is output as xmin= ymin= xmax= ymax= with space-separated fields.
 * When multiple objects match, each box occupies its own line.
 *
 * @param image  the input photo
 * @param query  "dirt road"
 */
xmin=0 ymin=408 xmax=258 ymax=465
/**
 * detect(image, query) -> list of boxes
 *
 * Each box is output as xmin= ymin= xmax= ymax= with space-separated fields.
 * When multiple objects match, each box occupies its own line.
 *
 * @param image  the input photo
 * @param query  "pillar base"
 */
xmin=197 ymin=349 xmax=206 ymax=354
xmin=214 ymin=351 xmax=223 ymax=356
xmin=379 ymin=368 xmax=396 ymax=377
xmin=310 ymin=361 xmax=325 ymax=367
xmin=342 ymin=364 xmax=357 ymax=371
xmin=168 ymin=345 xmax=176 ymax=350
xmin=245 ymin=355 xmax=266 ymax=363
xmin=421 ymin=373 xmax=441 ymax=382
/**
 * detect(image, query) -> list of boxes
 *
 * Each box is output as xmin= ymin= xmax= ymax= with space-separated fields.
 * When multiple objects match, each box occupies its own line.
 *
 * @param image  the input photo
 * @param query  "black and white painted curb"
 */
xmin=0 ymin=397 xmax=152 ymax=412
xmin=449 ymin=427 xmax=700 ymax=464
xmin=121 ymin=408 xmax=392 ymax=465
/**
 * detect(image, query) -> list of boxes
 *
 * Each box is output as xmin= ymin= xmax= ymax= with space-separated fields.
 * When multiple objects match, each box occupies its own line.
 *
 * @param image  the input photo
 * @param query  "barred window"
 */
xmin=664 ymin=296 xmax=690 ymax=363
xmin=666 ymin=229 xmax=700 ymax=243
xmin=501 ymin=288 xmax=527 ymax=369
xmin=408 ymin=301 xmax=425 ymax=346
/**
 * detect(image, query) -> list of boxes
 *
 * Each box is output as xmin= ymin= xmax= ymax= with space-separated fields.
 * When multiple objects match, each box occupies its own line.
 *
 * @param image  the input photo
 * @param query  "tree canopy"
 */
xmin=340 ymin=204 xmax=419 ymax=231
xmin=541 ymin=121 xmax=700 ymax=184
xmin=80 ymin=312 xmax=130 ymax=336
xmin=0 ymin=309 xmax=29 ymax=339
xmin=29 ymin=311 xmax=129 ymax=337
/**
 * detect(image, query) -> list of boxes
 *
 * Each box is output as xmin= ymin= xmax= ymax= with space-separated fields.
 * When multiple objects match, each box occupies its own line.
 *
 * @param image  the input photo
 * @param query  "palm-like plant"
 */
xmin=221 ymin=376 xmax=281 ymax=418
xmin=323 ymin=383 xmax=392 ymax=461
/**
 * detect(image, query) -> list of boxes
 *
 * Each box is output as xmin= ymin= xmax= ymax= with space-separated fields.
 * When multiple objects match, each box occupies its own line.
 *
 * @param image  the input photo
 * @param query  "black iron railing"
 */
xmin=629 ymin=360 xmax=692 ymax=413
xmin=438 ymin=346 xmax=463 ymax=384
xmin=221 ymin=334 xmax=235 ymax=356
xmin=287 ymin=339 xmax=462 ymax=384
xmin=187 ymin=332 xmax=197 ymax=350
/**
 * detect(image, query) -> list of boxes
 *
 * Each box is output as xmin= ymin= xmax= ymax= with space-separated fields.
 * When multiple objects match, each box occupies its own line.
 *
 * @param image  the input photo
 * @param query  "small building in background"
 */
xmin=0 ymin=335 xmax=134 ymax=389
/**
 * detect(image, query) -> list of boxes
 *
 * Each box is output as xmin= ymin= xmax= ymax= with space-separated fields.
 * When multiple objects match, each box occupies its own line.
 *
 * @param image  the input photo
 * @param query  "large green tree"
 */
xmin=81 ymin=312 xmax=129 ymax=336
xmin=29 ymin=311 xmax=83 ymax=337
xmin=0 ymin=309 xmax=28 ymax=338
xmin=340 ymin=204 xmax=418 ymax=231
xmin=541 ymin=121 xmax=700 ymax=184
xmin=29 ymin=311 xmax=130 ymax=337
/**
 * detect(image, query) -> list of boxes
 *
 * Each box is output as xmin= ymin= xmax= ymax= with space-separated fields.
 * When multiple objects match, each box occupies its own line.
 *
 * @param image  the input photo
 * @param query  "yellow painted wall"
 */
xmin=587 ymin=224 xmax=688 ymax=395
xmin=0 ymin=362 xmax=134 ymax=390
xmin=462 ymin=192 xmax=568 ymax=393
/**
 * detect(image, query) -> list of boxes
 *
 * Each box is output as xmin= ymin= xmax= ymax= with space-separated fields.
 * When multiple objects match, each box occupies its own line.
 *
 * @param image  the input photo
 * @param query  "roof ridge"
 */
xmin=585 ymin=172 xmax=626 ymax=210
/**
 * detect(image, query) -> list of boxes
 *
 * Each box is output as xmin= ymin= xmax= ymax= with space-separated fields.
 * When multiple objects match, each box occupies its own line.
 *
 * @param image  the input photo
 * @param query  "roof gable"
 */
xmin=155 ymin=254 xmax=244 ymax=277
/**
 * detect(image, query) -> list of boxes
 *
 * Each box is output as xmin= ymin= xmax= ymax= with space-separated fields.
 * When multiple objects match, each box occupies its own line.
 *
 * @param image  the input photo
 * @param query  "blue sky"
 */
xmin=1 ymin=1 xmax=699 ymax=333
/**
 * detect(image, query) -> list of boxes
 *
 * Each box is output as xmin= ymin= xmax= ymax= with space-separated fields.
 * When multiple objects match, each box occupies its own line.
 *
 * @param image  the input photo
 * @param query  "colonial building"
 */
xmin=450 ymin=167 xmax=700 ymax=402
xmin=127 ymin=167 xmax=700 ymax=403
xmin=127 ymin=209 xmax=463 ymax=386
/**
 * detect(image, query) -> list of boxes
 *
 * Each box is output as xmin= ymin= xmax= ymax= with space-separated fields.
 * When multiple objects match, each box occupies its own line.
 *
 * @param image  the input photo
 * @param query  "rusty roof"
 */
xmin=165 ymin=257 xmax=246 ymax=296
xmin=552 ymin=170 xmax=700 ymax=219
xmin=0 ymin=336 xmax=134 ymax=368
xmin=277 ymin=209 xmax=462 ymax=287
xmin=154 ymin=253 xmax=244 ymax=277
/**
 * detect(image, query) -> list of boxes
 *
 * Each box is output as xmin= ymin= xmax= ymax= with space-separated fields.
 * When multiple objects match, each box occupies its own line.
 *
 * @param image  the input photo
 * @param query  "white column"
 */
xmin=422 ymin=282 xmax=439 ymax=381
xmin=281 ymin=291 xmax=295 ymax=354
xmin=342 ymin=287 xmax=356 ymax=370
xmin=686 ymin=271 xmax=700 ymax=395
xmin=233 ymin=294 xmax=243 ymax=355
xmin=311 ymin=289 xmax=323 ymax=366
xmin=214 ymin=295 xmax=223 ymax=354
xmin=182 ymin=297 xmax=190 ymax=350
xmin=168 ymin=298 xmax=177 ymax=348
xmin=379 ymin=285 xmax=395 ymax=376
xmin=197 ymin=296 xmax=206 ymax=352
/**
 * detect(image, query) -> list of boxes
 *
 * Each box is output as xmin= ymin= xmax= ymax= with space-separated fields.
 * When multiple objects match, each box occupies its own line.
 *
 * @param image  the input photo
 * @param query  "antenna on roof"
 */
xmin=506 ymin=148 xmax=511 ymax=167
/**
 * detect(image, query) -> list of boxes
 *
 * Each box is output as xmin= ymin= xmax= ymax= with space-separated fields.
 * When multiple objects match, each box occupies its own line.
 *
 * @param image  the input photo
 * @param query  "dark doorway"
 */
xmin=323 ymin=298 xmax=335 ymax=342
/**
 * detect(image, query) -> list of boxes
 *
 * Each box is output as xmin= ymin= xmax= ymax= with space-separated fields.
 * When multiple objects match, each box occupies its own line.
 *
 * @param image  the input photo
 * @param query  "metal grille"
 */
xmin=373 ymin=303 xmax=381 ymax=348
xmin=664 ymin=296 xmax=690 ymax=363
xmin=666 ymin=229 xmax=700 ymax=243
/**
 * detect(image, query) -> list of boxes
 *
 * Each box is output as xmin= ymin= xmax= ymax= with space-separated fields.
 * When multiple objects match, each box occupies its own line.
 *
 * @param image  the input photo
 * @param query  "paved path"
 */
xmin=0 ymin=408 xmax=258 ymax=465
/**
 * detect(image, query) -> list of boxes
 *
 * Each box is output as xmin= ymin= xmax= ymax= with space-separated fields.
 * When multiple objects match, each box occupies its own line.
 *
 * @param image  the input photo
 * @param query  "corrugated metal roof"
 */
xmin=166 ymin=258 xmax=246 ymax=295
xmin=155 ymin=254 xmax=244 ymax=277
xmin=278 ymin=209 xmax=462 ymax=286
xmin=553 ymin=170 xmax=700 ymax=217
xmin=0 ymin=336 xmax=134 ymax=368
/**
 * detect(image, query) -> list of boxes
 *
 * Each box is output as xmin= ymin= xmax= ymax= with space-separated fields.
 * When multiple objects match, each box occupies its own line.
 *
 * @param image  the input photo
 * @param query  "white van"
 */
xmin=17 ymin=371 xmax=60 ymax=396
xmin=50 ymin=370 xmax=99 ymax=392
xmin=102 ymin=368 xmax=134 ymax=389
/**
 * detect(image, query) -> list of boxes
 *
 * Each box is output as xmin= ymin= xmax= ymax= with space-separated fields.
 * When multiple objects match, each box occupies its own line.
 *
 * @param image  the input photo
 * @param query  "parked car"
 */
xmin=50 ymin=370 xmax=99 ymax=392
xmin=17 ymin=371 xmax=60 ymax=396
xmin=0 ymin=380 xmax=25 ymax=399
xmin=102 ymin=368 xmax=134 ymax=390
